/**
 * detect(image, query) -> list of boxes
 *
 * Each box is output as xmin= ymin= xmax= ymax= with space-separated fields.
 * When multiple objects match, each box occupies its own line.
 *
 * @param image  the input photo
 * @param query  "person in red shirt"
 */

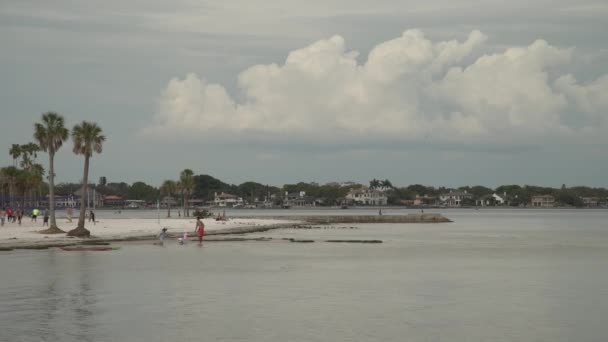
xmin=195 ymin=217 xmax=205 ymax=244
xmin=6 ymin=208 xmax=13 ymax=223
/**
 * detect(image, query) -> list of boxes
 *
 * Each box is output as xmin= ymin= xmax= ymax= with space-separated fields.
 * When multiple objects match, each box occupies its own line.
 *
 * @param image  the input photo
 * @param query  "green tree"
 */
xmin=67 ymin=121 xmax=105 ymax=237
xmin=179 ymin=169 xmax=195 ymax=216
xmin=34 ymin=112 xmax=69 ymax=234
xmin=369 ymin=179 xmax=381 ymax=189
xmin=127 ymin=181 xmax=158 ymax=201
xmin=9 ymin=144 xmax=21 ymax=167
xmin=0 ymin=166 xmax=20 ymax=206
xmin=160 ymin=180 xmax=177 ymax=217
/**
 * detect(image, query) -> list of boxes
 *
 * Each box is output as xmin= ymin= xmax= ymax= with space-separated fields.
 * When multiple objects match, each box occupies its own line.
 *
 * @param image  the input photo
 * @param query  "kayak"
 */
xmin=60 ymin=246 xmax=121 ymax=251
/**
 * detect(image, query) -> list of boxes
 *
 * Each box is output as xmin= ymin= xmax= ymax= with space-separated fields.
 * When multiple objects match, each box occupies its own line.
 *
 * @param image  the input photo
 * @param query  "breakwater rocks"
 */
xmin=247 ymin=213 xmax=451 ymax=224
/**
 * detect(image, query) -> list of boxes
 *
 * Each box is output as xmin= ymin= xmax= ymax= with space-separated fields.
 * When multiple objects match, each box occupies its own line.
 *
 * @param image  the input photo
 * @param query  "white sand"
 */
xmin=0 ymin=217 xmax=296 ymax=246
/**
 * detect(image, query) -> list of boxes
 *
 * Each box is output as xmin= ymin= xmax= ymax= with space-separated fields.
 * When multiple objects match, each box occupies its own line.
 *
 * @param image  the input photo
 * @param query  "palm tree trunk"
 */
xmin=48 ymin=151 xmax=57 ymax=228
xmin=9 ymin=181 xmax=14 ymax=207
xmin=72 ymin=155 xmax=90 ymax=236
xmin=185 ymin=193 xmax=188 ymax=217
xmin=40 ymin=150 xmax=64 ymax=234
xmin=79 ymin=157 xmax=89 ymax=228
xmin=167 ymin=198 xmax=171 ymax=218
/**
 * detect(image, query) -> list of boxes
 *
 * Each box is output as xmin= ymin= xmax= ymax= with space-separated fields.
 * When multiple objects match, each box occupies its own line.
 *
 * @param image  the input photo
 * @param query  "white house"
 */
xmin=346 ymin=187 xmax=388 ymax=206
xmin=213 ymin=192 xmax=244 ymax=207
xmin=439 ymin=190 xmax=473 ymax=206
xmin=476 ymin=193 xmax=506 ymax=206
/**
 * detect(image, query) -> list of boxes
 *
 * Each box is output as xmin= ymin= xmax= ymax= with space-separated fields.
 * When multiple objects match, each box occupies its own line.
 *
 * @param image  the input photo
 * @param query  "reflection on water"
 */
xmin=1 ymin=210 xmax=608 ymax=342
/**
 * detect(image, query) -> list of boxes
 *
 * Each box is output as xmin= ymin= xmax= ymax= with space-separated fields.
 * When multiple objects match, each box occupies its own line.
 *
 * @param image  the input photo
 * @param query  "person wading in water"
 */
xmin=195 ymin=217 xmax=205 ymax=244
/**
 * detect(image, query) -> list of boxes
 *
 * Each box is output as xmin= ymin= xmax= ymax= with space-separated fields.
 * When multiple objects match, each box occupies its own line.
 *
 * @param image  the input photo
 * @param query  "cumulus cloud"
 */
xmin=143 ymin=29 xmax=608 ymax=145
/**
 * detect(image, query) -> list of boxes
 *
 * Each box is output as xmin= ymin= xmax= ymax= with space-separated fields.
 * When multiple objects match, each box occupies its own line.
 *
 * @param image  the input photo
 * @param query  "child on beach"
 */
xmin=195 ymin=217 xmax=205 ymax=244
xmin=158 ymin=228 xmax=168 ymax=245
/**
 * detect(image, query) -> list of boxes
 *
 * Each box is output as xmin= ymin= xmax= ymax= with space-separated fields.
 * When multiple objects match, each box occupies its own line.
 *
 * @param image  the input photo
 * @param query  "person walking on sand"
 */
xmin=89 ymin=209 xmax=96 ymax=225
xmin=42 ymin=210 xmax=49 ymax=227
xmin=17 ymin=209 xmax=23 ymax=226
xmin=195 ymin=217 xmax=205 ymax=244
xmin=0 ymin=208 xmax=6 ymax=227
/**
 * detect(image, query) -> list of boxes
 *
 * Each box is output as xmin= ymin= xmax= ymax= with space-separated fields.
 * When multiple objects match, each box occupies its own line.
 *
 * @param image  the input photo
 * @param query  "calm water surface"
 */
xmin=1 ymin=209 xmax=608 ymax=341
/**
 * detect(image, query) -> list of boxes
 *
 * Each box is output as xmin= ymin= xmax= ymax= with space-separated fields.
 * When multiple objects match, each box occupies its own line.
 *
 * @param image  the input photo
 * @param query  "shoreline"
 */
xmin=0 ymin=213 xmax=451 ymax=250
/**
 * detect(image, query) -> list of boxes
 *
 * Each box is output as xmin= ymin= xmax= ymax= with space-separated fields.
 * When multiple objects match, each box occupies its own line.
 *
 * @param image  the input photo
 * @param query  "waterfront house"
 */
xmin=345 ymin=187 xmax=388 ymax=206
xmin=213 ymin=192 xmax=244 ymax=207
xmin=475 ymin=193 xmax=506 ymax=206
xmin=531 ymin=195 xmax=555 ymax=207
xmin=581 ymin=197 xmax=601 ymax=207
xmin=103 ymin=195 xmax=124 ymax=207
xmin=439 ymin=190 xmax=473 ymax=207
xmin=283 ymin=191 xmax=317 ymax=207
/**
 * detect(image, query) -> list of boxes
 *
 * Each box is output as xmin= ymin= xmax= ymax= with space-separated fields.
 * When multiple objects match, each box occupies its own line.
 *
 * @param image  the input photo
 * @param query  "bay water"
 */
xmin=1 ymin=209 xmax=607 ymax=341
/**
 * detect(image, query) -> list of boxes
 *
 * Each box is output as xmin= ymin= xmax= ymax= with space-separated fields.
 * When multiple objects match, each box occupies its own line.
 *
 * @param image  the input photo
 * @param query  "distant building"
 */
xmin=103 ymin=195 xmax=124 ymax=207
xmin=125 ymin=199 xmax=146 ymax=209
xmin=73 ymin=187 xmax=103 ymax=208
xmin=581 ymin=197 xmax=601 ymax=207
xmin=439 ymin=191 xmax=473 ymax=207
xmin=476 ymin=193 xmax=506 ymax=207
xmin=414 ymin=195 xmax=436 ymax=206
xmin=283 ymin=191 xmax=317 ymax=207
xmin=531 ymin=195 xmax=555 ymax=207
xmin=213 ymin=192 xmax=244 ymax=207
xmin=346 ymin=187 xmax=388 ymax=206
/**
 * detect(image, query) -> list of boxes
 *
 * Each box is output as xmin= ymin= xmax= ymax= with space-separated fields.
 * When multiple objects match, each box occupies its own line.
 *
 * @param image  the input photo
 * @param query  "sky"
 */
xmin=1 ymin=0 xmax=607 ymax=188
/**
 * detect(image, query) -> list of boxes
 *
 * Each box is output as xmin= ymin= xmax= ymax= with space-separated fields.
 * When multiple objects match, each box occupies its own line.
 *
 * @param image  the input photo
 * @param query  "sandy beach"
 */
xmin=0 ymin=217 xmax=298 ymax=248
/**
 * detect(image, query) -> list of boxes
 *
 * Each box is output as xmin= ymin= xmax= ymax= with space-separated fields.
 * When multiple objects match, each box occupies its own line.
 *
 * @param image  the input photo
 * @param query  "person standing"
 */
xmin=17 ymin=209 xmax=22 ymax=226
xmin=0 ymin=208 xmax=6 ymax=226
xmin=32 ymin=208 xmax=39 ymax=222
xmin=6 ymin=207 xmax=13 ymax=223
xmin=42 ymin=210 xmax=49 ymax=227
xmin=89 ymin=209 xmax=96 ymax=225
xmin=195 ymin=217 xmax=205 ymax=244
xmin=67 ymin=207 xmax=73 ymax=223
xmin=157 ymin=228 xmax=168 ymax=246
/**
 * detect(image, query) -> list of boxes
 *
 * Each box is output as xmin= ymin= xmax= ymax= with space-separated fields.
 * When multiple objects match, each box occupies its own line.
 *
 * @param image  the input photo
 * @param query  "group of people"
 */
xmin=158 ymin=216 xmax=205 ymax=246
xmin=0 ymin=206 xmax=98 ymax=227
xmin=0 ymin=207 xmax=49 ymax=227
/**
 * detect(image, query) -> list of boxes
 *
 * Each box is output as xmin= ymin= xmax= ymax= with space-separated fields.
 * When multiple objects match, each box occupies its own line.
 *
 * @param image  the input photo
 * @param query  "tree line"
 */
xmin=46 ymin=176 xmax=608 ymax=209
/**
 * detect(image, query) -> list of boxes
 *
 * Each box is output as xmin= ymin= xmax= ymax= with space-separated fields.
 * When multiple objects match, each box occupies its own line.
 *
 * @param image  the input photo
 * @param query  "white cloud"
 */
xmin=144 ymin=29 xmax=608 ymax=145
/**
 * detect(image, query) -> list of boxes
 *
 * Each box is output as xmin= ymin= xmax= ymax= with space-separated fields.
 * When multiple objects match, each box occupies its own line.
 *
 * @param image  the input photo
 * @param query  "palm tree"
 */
xmin=0 ymin=166 xmax=20 ymax=207
xmin=369 ymin=179 xmax=381 ymax=189
xmin=381 ymin=179 xmax=393 ymax=189
xmin=160 ymin=180 xmax=176 ymax=217
xmin=19 ymin=143 xmax=40 ymax=169
xmin=25 ymin=164 xmax=44 ymax=207
xmin=67 ymin=121 xmax=105 ymax=237
xmin=34 ymin=112 xmax=69 ymax=234
xmin=9 ymin=144 xmax=21 ymax=167
xmin=179 ymin=169 xmax=195 ymax=217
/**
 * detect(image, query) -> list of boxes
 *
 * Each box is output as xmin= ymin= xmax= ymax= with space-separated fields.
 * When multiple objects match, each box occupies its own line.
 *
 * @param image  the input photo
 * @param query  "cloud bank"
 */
xmin=144 ymin=29 xmax=608 ymax=145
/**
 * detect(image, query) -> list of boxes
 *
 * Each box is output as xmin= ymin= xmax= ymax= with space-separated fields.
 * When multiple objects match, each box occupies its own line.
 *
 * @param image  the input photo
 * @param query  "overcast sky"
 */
xmin=1 ymin=0 xmax=607 ymax=188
